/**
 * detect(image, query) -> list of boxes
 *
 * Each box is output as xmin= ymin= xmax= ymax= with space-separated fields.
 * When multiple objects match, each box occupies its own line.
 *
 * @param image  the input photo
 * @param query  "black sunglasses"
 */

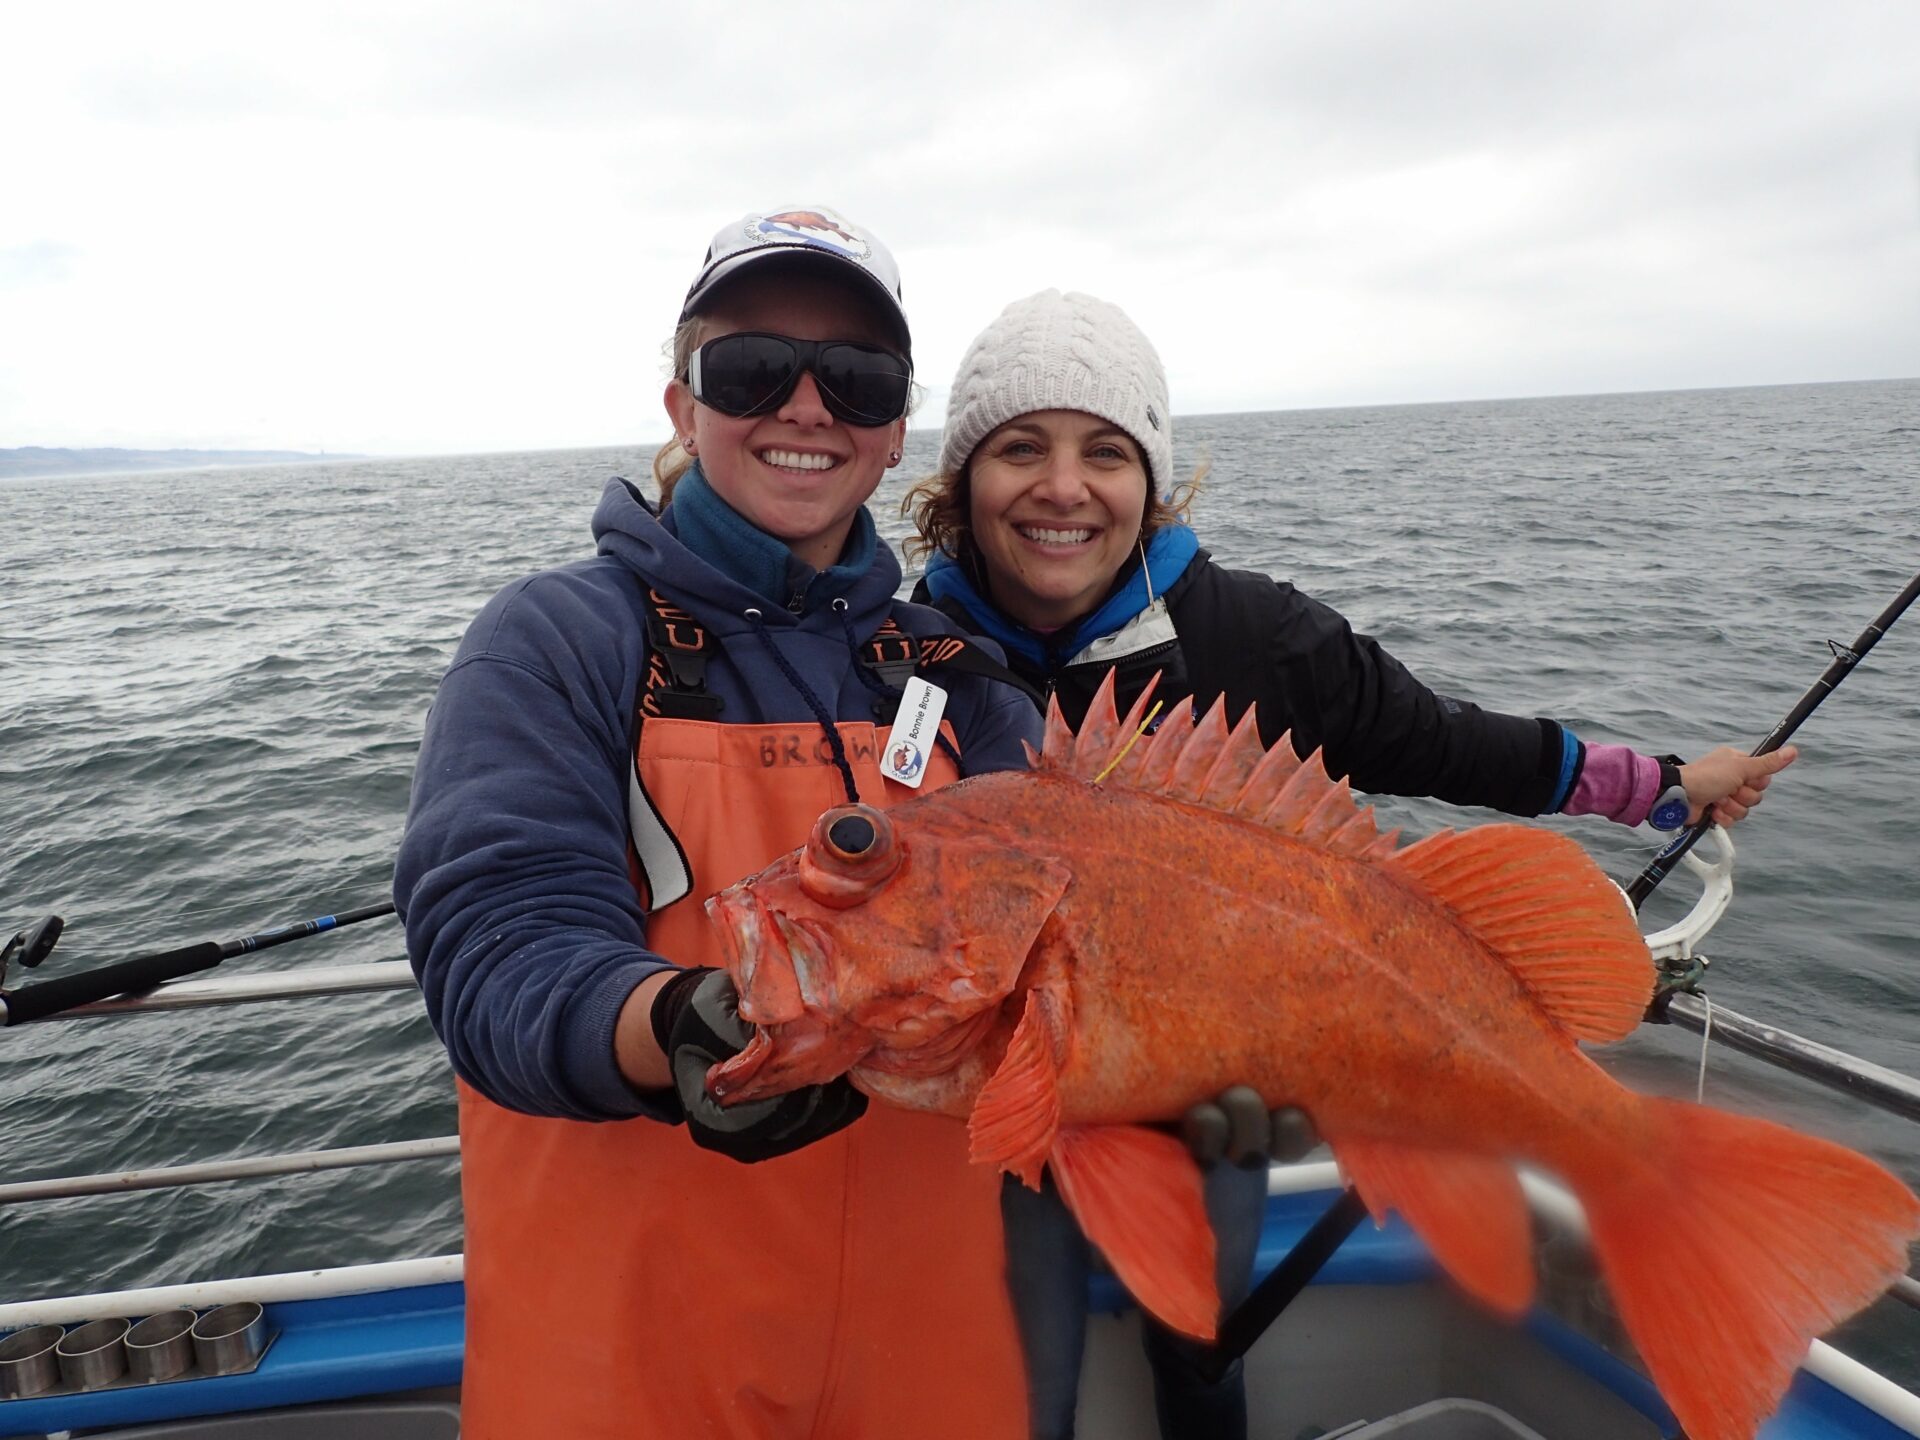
xmin=688 ymin=332 xmax=912 ymax=427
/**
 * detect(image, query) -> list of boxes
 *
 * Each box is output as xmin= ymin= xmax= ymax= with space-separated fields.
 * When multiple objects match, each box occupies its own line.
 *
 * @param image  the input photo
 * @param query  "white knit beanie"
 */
xmin=939 ymin=290 xmax=1172 ymax=493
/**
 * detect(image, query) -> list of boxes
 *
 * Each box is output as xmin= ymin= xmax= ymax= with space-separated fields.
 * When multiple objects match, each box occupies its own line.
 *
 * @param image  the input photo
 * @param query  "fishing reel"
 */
xmin=0 ymin=914 xmax=65 ymax=989
xmin=1638 ymin=823 xmax=1734 ymax=965
xmin=1630 ymin=824 xmax=1734 ymax=1022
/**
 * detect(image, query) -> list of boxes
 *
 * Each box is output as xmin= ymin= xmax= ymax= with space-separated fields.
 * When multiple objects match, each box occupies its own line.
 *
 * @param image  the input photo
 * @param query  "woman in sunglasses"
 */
xmin=906 ymin=288 xmax=1795 ymax=1440
xmin=397 ymin=208 xmax=1039 ymax=1439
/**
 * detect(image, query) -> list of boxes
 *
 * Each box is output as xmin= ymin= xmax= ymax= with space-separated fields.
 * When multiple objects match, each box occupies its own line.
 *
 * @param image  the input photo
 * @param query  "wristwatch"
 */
xmin=1648 ymin=756 xmax=1691 ymax=832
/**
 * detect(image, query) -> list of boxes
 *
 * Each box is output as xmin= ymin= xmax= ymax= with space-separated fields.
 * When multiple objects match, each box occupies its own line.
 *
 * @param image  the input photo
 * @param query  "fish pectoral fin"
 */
xmin=1385 ymin=826 xmax=1653 ymax=1045
xmin=1049 ymin=1124 xmax=1218 ymax=1342
xmin=967 ymin=985 xmax=1069 ymax=1187
xmin=1336 ymin=1136 xmax=1534 ymax=1316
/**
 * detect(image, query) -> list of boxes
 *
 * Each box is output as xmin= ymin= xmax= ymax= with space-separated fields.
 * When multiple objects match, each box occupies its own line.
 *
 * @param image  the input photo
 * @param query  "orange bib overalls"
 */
xmin=455 ymin=711 xmax=1027 ymax=1439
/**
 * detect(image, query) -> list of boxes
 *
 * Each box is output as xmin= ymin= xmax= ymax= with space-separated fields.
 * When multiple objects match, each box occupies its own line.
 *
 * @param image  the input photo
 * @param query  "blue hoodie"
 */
xmin=395 ymin=478 xmax=1041 ymax=1121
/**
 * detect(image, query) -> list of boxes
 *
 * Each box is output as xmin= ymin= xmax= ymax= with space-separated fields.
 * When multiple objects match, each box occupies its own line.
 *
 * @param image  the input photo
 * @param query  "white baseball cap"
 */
xmin=679 ymin=206 xmax=910 ymax=353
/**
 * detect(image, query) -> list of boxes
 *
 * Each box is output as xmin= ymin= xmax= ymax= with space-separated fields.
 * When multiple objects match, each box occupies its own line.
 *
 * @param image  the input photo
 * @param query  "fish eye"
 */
xmin=802 ymin=804 xmax=902 ymax=906
xmin=828 ymin=813 xmax=876 ymax=856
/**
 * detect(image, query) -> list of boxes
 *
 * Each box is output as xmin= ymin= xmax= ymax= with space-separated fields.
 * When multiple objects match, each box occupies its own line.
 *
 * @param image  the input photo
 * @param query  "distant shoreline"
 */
xmin=0 ymin=447 xmax=362 ymax=481
xmin=10 ymin=374 xmax=1913 ymax=476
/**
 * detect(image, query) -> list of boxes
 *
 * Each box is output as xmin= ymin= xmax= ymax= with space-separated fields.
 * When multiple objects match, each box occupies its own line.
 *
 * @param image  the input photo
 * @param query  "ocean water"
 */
xmin=3 ymin=378 xmax=1917 ymax=1385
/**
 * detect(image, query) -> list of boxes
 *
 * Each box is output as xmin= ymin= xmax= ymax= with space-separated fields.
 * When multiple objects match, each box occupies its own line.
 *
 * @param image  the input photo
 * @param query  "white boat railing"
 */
xmin=14 ymin=958 xmax=417 ymax=1020
xmin=0 ymin=1256 xmax=466 ymax=1330
xmin=0 ymin=1136 xmax=459 ymax=1206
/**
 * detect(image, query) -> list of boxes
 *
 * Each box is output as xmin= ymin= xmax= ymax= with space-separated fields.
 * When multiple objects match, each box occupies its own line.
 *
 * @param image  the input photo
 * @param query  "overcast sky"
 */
xmin=3 ymin=1 xmax=1916 ymax=455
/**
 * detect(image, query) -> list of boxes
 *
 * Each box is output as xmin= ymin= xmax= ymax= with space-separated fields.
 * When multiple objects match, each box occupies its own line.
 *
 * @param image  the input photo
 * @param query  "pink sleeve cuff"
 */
xmin=1562 ymin=744 xmax=1663 ymax=827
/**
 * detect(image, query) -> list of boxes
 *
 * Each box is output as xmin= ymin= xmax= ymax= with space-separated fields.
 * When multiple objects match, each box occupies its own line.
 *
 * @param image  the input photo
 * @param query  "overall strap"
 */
xmin=639 ymin=587 xmax=724 ymax=720
xmin=627 ymin=586 xmax=716 ymax=912
xmin=866 ymin=604 xmax=1046 ymax=713
xmin=911 ymin=629 xmax=1045 ymax=708
xmin=860 ymin=614 xmax=923 ymax=696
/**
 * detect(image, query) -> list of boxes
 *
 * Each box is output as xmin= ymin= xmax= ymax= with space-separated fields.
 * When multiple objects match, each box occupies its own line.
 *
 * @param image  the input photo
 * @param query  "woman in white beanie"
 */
xmin=905 ymin=288 xmax=1796 ymax=1440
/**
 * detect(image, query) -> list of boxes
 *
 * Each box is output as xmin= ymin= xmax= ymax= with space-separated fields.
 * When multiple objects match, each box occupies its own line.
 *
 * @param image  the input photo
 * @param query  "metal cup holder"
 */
xmin=0 ymin=1323 xmax=65 ymax=1399
xmin=55 ymin=1317 xmax=129 ymax=1390
xmin=190 ymin=1301 xmax=267 ymax=1377
xmin=126 ymin=1308 xmax=197 ymax=1383
xmin=0 ymin=1300 xmax=274 ymax=1399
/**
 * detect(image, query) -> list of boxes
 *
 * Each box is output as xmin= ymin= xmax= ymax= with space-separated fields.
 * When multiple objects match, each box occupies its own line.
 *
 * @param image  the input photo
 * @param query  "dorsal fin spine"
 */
xmin=1053 ymin=676 xmax=1382 ymax=854
xmin=1168 ymin=700 xmax=1232 ymax=801
xmin=1229 ymin=733 xmax=1304 ymax=818
xmin=1200 ymin=712 xmax=1269 ymax=808
xmin=1136 ymin=698 xmax=1195 ymax=792
xmin=1039 ymin=696 xmax=1076 ymax=770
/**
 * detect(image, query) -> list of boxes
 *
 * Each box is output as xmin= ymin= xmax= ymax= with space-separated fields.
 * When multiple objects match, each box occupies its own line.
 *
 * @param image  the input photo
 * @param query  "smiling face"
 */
xmin=966 ymin=409 xmax=1151 ymax=630
xmin=664 ymin=268 xmax=908 ymax=571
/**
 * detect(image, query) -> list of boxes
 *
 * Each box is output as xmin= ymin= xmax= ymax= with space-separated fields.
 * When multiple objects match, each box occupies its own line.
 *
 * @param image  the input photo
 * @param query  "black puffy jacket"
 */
xmin=915 ymin=551 xmax=1570 ymax=817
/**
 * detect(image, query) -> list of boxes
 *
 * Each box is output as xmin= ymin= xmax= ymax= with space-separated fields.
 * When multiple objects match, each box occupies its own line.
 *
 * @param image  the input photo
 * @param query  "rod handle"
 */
xmin=0 ymin=942 xmax=224 ymax=1024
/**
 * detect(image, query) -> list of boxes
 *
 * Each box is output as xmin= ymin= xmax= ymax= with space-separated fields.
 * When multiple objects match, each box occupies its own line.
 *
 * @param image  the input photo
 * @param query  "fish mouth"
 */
xmin=704 ymin=884 xmax=873 ymax=1106
xmin=707 ymin=1026 xmax=776 ymax=1104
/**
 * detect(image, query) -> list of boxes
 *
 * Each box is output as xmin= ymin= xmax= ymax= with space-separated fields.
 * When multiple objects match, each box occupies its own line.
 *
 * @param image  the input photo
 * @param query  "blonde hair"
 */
xmin=902 ymin=455 xmax=1206 ymax=568
xmin=651 ymin=317 xmax=704 ymax=505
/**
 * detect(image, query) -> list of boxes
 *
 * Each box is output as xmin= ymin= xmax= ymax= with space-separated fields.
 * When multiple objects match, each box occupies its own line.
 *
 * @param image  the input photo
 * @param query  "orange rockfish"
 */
xmin=705 ymin=674 xmax=1919 ymax=1440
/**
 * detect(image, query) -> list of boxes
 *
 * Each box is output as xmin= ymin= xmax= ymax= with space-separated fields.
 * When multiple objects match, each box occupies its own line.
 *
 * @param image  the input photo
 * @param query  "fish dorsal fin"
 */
xmin=1038 ymin=693 xmax=1078 ymax=769
xmin=1058 ymin=671 xmax=1390 ymax=859
xmin=1386 ymin=826 xmax=1654 ymax=1044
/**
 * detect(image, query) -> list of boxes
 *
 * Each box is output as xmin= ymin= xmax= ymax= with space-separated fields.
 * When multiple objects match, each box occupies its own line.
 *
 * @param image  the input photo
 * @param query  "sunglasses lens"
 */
xmin=693 ymin=334 xmax=912 ymax=426
xmin=696 ymin=334 xmax=802 ymax=417
xmin=813 ymin=344 xmax=912 ymax=425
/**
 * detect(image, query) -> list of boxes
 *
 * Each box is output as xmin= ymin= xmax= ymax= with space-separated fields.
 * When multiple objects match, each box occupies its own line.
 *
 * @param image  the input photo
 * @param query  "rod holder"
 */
xmin=126 ymin=1307 xmax=197 ymax=1383
xmin=0 ymin=1323 xmax=64 ymax=1398
xmin=191 ymin=1300 xmax=266 ymax=1375
xmin=55 ymin=1316 xmax=129 ymax=1390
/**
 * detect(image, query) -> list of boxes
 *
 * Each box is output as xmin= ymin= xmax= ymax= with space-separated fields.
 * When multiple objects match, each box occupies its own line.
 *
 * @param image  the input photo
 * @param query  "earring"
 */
xmin=683 ymin=436 xmax=697 ymax=454
xmin=888 ymin=451 xmax=901 ymax=465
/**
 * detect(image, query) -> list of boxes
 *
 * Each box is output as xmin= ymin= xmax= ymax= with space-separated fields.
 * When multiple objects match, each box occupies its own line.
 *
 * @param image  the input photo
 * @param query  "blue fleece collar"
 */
xmin=667 ymin=463 xmax=877 ymax=613
xmin=922 ymin=524 xmax=1201 ymax=669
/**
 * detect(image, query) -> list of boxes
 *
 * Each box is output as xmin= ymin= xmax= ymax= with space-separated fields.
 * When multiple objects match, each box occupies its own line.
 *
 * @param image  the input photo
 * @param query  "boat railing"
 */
xmin=11 ymin=958 xmax=416 ymax=1020
xmin=3 ymin=864 xmax=1918 ymax=1319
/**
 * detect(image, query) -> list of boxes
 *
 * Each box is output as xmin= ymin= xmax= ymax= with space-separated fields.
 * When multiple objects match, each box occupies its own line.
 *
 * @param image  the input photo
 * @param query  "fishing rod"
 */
xmin=1201 ymin=1186 xmax=1369 ymax=1382
xmin=0 ymin=901 xmax=397 ymax=1025
xmin=1626 ymin=568 xmax=1920 ymax=911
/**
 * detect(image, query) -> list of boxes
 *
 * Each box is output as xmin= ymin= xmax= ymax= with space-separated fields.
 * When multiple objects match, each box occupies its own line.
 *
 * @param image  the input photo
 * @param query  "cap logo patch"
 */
xmin=749 ymin=210 xmax=872 ymax=262
xmin=1145 ymin=405 xmax=1161 ymax=431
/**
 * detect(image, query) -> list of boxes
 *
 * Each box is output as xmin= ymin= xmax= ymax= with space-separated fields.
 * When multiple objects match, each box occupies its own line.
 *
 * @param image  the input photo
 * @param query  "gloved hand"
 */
xmin=1181 ymin=1085 xmax=1319 ymax=1169
xmin=649 ymin=967 xmax=868 ymax=1164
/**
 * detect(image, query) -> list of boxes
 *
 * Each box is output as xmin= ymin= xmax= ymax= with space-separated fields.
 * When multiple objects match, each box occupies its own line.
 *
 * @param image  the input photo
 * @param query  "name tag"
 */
xmin=881 ymin=676 xmax=947 ymax=788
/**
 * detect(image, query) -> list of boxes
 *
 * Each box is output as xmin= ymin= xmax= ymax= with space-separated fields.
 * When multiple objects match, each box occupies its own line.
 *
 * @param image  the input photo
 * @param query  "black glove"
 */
xmin=649 ymin=967 xmax=868 ymax=1164
xmin=1181 ymin=1085 xmax=1319 ymax=1169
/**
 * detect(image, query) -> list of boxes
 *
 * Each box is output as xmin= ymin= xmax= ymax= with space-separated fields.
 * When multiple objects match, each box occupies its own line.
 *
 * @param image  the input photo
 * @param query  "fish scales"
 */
xmin=704 ymin=673 xmax=1920 ymax=1440
xmin=914 ymin=769 xmax=1644 ymax=1155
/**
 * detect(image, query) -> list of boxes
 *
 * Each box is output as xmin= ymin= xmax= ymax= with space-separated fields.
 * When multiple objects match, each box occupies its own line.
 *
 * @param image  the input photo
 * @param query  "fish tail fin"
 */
xmin=1580 ymin=1096 xmax=1919 ymax=1440
xmin=1049 ymin=1125 xmax=1219 ymax=1341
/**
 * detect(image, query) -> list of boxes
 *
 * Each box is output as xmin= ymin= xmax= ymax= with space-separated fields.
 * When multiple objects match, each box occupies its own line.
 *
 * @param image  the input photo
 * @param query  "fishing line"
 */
xmin=1695 ymin=994 xmax=1714 ymax=1103
xmin=1094 ymin=700 xmax=1164 ymax=783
